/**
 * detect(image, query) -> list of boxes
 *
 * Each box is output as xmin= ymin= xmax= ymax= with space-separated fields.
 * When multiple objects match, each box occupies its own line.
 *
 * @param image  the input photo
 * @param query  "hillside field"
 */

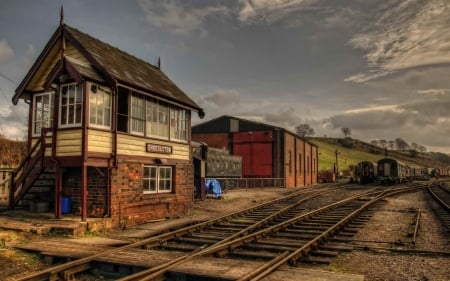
xmin=309 ymin=137 xmax=447 ymax=174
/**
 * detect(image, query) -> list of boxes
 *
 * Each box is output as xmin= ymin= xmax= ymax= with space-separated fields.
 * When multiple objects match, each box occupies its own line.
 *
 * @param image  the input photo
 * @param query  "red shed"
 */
xmin=192 ymin=115 xmax=318 ymax=187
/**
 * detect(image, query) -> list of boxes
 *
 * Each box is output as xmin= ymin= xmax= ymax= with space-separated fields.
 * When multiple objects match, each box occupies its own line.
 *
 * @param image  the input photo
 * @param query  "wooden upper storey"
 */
xmin=14 ymin=23 xmax=203 ymax=162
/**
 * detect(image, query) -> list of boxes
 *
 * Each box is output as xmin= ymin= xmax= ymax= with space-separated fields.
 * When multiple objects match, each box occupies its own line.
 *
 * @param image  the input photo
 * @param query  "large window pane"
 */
xmin=170 ymin=107 xmax=188 ymax=142
xmin=130 ymin=93 xmax=145 ymax=135
xmin=33 ymin=92 xmax=54 ymax=136
xmin=60 ymin=83 xmax=83 ymax=127
xmin=89 ymin=84 xmax=111 ymax=129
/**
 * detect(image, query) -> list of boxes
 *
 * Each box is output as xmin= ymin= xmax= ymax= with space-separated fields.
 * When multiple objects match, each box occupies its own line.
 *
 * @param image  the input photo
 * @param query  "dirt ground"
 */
xmin=1 ymin=186 xmax=449 ymax=281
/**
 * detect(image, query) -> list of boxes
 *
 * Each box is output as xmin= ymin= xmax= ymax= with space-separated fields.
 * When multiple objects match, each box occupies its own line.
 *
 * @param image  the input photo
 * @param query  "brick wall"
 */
xmin=62 ymin=167 xmax=107 ymax=217
xmin=110 ymin=160 xmax=194 ymax=228
xmin=61 ymin=160 xmax=194 ymax=228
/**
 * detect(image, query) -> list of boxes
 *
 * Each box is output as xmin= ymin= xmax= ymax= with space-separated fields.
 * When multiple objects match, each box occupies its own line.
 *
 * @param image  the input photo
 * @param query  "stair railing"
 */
xmin=8 ymin=129 xmax=52 ymax=209
xmin=0 ymin=168 xmax=14 ymax=207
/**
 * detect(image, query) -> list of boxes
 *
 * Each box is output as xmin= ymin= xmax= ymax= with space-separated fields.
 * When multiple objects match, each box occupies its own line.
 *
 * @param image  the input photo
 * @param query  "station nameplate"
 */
xmin=146 ymin=143 xmax=172 ymax=154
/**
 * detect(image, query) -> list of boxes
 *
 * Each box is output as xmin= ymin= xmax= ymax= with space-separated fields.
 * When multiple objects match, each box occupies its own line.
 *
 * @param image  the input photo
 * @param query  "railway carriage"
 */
xmin=377 ymin=158 xmax=408 ymax=184
xmin=354 ymin=161 xmax=377 ymax=184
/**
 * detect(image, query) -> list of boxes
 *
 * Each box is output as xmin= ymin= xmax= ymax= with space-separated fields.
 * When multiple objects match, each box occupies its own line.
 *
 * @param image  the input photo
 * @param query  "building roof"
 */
xmin=193 ymin=115 xmax=318 ymax=147
xmin=13 ymin=24 xmax=203 ymax=115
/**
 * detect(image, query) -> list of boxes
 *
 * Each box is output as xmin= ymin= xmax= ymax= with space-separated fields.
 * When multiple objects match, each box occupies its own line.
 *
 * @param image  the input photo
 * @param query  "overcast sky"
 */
xmin=0 ymin=0 xmax=449 ymax=153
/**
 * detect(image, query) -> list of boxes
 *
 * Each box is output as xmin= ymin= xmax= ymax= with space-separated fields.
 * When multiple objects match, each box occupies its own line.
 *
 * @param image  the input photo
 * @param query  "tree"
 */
xmin=419 ymin=145 xmax=427 ymax=153
xmin=295 ymin=124 xmax=315 ymax=138
xmin=370 ymin=140 xmax=379 ymax=147
xmin=341 ymin=127 xmax=351 ymax=138
xmin=388 ymin=140 xmax=395 ymax=150
xmin=395 ymin=138 xmax=409 ymax=151
xmin=411 ymin=142 xmax=419 ymax=151
xmin=379 ymin=139 xmax=387 ymax=148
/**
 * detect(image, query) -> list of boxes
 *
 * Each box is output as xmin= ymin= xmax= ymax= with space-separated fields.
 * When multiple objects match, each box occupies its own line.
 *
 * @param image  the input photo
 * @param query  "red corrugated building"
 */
xmin=192 ymin=116 xmax=318 ymax=187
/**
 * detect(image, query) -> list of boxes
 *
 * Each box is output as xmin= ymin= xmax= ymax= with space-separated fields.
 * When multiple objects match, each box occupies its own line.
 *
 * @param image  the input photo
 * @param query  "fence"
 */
xmin=0 ymin=168 xmax=14 ymax=206
xmin=206 ymin=178 xmax=285 ymax=192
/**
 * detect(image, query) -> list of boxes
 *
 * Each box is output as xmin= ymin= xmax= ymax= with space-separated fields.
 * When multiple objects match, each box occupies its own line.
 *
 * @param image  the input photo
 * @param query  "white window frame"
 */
xmin=130 ymin=93 xmax=145 ymax=135
xmin=59 ymin=83 xmax=83 ymax=128
xmin=89 ymin=84 xmax=111 ymax=129
xmin=143 ymin=165 xmax=173 ymax=194
xmin=145 ymin=98 xmax=169 ymax=140
xmin=32 ymin=91 xmax=55 ymax=137
xmin=170 ymin=107 xmax=188 ymax=143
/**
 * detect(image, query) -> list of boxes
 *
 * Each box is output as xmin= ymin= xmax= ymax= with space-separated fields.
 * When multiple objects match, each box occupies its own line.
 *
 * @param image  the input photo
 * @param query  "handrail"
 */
xmin=0 ymin=170 xmax=13 ymax=205
xmin=8 ymin=129 xmax=50 ymax=209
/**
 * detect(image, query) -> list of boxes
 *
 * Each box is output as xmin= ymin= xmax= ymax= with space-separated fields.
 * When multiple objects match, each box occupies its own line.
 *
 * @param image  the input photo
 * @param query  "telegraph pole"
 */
xmin=335 ymin=149 xmax=340 ymax=182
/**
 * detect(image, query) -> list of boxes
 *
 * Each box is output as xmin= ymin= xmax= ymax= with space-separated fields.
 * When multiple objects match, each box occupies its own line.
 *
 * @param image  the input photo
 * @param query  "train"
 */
xmin=354 ymin=161 xmax=377 ymax=184
xmin=355 ymin=158 xmax=448 ymax=185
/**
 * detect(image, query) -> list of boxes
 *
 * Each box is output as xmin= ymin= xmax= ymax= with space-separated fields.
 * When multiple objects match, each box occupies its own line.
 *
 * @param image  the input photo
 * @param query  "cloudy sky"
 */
xmin=0 ymin=0 xmax=449 ymax=153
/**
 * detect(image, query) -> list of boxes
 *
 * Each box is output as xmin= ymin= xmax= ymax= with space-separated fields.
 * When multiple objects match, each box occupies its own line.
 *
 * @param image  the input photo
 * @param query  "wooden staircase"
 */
xmin=8 ymin=129 xmax=54 ymax=210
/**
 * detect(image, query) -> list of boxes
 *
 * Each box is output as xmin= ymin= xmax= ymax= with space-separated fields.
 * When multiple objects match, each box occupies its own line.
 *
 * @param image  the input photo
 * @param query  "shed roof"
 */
xmin=192 ymin=115 xmax=318 ymax=147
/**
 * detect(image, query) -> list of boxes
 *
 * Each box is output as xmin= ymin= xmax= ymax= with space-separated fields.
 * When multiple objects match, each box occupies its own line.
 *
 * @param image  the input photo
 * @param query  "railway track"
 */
xmin=427 ymin=180 xmax=450 ymax=233
xmin=16 ymin=183 xmax=423 ymax=281
xmin=15 ymin=184 xmax=341 ymax=281
xmin=122 ymin=184 xmax=422 ymax=281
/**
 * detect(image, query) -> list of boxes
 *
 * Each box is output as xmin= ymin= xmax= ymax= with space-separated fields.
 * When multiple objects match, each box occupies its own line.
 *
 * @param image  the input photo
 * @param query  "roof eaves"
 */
xmin=13 ymin=26 xmax=62 ymax=105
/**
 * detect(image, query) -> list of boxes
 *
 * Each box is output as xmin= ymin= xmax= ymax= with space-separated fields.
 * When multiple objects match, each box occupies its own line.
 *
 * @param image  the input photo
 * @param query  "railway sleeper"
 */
xmin=309 ymin=249 xmax=340 ymax=257
xmin=272 ymin=231 xmax=318 ymax=240
xmin=243 ymin=242 xmax=298 ymax=252
xmin=217 ymin=222 xmax=254 ymax=227
xmin=230 ymin=249 xmax=279 ymax=260
xmin=243 ymin=215 xmax=273 ymax=219
xmin=158 ymin=242 xmax=199 ymax=252
xmin=279 ymin=228 xmax=324 ymax=235
xmin=176 ymin=237 xmax=219 ymax=245
xmin=305 ymin=218 xmax=341 ymax=224
xmin=319 ymin=243 xmax=353 ymax=252
xmin=189 ymin=233 xmax=229 ymax=240
xmin=283 ymin=228 xmax=325 ymax=235
xmin=293 ymin=223 xmax=330 ymax=230
xmin=255 ymin=238 xmax=308 ymax=248
xmin=300 ymin=255 xmax=331 ymax=265
xmin=208 ymin=226 xmax=244 ymax=232
xmin=335 ymin=231 xmax=357 ymax=237
xmin=229 ymin=218 xmax=258 ymax=225
xmin=197 ymin=230 xmax=237 ymax=237
xmin=329 ymin=236 xmax=353 ymax=243
xmin=63 ymin=263 xmax=92 ymax=281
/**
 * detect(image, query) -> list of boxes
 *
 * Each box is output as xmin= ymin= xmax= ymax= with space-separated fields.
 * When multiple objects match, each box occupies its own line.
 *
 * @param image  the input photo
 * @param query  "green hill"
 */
xmin=309 ymin=137 xmax=447 ymax=175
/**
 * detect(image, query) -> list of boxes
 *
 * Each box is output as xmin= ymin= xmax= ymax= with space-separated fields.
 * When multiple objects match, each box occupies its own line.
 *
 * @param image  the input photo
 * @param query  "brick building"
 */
xmin=192 ymin=115 xmax=318 ymax=187
xmin=7 ymin=12 xmax=203 ymax=228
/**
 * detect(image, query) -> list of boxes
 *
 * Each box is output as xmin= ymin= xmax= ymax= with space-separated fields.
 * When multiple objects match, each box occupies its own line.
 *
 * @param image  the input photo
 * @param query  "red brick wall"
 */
xmin=110 ymin=160 xmax=194 ymax=228
xmin=62 ymin=167 xmax=107 ymax=217
xmin=61 ymin=161 xmax=194 ymax=228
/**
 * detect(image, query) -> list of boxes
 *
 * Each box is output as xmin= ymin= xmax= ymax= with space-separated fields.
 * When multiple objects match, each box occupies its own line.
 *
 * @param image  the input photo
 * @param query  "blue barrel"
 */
xmin=61 ymin=196 xmax=72 ymax=214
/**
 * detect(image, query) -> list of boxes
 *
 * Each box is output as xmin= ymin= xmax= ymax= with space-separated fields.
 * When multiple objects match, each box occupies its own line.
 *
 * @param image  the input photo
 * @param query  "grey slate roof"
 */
xmin=14 ymin=24 xmax=202 ymax=113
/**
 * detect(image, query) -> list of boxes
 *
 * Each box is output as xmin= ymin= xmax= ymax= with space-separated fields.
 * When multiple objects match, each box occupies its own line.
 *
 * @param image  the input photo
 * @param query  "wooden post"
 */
xmin=54 ymin=165 xmax=62 ymax=218
xmin=81 ymin=164 xmax=87 ymax=222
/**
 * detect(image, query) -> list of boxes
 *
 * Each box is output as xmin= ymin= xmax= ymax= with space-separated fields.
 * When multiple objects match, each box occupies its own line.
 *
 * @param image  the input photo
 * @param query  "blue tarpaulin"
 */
xmin=205 ymin=179 xmax=222 ymax=199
